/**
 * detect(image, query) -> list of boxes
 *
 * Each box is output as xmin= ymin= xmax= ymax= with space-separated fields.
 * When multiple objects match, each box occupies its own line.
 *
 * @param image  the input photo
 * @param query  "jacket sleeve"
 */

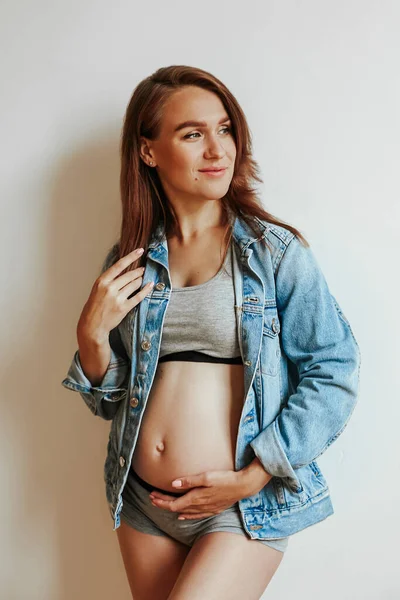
xmin=250 ymin=234 xmax=361 ymax=489
xmin=61 ymin=243 xmax=131 ymax=421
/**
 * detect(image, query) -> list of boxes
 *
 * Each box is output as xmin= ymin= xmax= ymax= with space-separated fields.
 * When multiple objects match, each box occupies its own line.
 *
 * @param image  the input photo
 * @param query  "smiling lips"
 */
xmin=198 ymin=167 xmax=227 ymax=177
xmin=199 ymin=166 xmax=227 ymax=171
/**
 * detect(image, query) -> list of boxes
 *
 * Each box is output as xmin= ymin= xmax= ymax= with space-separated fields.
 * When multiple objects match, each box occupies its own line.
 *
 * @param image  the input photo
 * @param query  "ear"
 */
xmin=139 ymin=136 xmax=156 ymax=166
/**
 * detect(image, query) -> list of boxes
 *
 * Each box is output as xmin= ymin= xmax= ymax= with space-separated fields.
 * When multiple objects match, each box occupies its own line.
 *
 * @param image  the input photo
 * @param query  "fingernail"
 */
xmin=137 ymin=248 xmax=144 ymax=254
xmin=178 ymin=516 xmax=185 ymax=520
xmin=172 ymin=480 xmax=182 ymax=487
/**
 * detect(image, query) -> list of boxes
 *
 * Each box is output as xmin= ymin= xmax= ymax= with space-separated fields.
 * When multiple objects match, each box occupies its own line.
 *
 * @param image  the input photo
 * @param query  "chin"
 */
xmin=196 ymin=180 xmax=231 ymax=193
xmin=199 ymin=189 xmax=230 ymax=201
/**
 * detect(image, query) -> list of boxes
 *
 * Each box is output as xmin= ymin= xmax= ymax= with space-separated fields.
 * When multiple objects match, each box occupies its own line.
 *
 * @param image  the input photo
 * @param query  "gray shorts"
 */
xmin=119 ymin=468 xmax=289 ymax=554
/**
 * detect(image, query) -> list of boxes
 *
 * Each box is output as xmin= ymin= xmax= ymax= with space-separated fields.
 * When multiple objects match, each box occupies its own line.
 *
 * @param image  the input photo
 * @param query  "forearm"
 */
xmin=237 ymin=456 xmax=273 ymax=497
xmin=76 ymin=325 xmax=111 ymax=388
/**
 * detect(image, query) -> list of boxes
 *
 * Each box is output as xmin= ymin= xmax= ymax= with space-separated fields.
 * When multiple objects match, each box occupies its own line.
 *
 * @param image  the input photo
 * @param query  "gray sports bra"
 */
xmin=158 ymin=241 xmax=243 ymax=365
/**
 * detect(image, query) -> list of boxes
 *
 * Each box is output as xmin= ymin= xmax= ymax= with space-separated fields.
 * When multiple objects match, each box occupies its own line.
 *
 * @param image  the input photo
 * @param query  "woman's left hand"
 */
xmin=148 ymin=469 xmax=253 ymax=520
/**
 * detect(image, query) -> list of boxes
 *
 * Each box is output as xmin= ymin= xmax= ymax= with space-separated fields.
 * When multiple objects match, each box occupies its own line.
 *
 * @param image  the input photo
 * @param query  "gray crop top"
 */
xmin=158 ymin=241 xmax=243 ymax=365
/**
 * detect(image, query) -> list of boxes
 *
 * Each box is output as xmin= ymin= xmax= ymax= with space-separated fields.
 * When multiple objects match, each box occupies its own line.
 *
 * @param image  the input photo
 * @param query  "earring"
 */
xmin=149 ymin=161 xmax=154 ymax=166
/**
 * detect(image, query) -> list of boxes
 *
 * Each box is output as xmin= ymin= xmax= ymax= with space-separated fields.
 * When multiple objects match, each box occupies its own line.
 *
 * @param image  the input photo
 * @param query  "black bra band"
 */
xmin=158 ymin=350 xmax=243 ymax=365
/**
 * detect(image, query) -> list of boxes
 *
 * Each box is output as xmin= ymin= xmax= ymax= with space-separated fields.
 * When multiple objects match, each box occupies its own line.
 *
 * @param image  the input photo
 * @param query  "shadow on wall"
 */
xmin=4 ymin=130 xmax=131 ymax=599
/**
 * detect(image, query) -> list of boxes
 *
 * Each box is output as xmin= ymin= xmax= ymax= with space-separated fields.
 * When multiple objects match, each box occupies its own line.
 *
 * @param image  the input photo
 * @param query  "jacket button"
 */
xmin=155 ymin=282 xmax=165 ymax=291
xmin=271 ymin=318 xmax=280 ymax=333
xmin=119 ymin=456 xmax=125 ymax=467
xmin=130 ymin=397 xmax=139 ymax=408
xmin=141 ymin=340 xmax=151 ymax=351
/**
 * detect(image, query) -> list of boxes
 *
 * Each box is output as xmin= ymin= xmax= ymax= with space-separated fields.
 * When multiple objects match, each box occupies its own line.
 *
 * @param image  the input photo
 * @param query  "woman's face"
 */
xmin=140 ymin=85 xmax=237 ymax=203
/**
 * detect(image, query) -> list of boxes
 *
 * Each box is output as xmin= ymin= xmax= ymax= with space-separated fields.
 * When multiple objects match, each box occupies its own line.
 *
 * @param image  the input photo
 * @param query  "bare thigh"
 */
xmin=116 ymin=519 xmax=190 ymax=600
xmin=167 ymin=531 xmax=285 ymax=600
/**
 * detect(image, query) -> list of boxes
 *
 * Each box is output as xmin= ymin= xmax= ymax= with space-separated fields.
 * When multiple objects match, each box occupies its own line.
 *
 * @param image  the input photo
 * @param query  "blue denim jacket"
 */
xmin=61 ymin=214 xmax=361 ymax=539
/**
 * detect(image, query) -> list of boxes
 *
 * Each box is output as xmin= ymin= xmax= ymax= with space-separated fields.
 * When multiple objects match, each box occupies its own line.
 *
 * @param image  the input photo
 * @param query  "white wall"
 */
xmin=1 ymin=1 xmax=398 ymax=598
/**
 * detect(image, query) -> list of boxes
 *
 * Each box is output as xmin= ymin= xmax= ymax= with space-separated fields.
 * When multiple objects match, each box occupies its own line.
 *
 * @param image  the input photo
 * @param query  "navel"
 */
xmin=155 ymin=440 xmax=165 ymax=453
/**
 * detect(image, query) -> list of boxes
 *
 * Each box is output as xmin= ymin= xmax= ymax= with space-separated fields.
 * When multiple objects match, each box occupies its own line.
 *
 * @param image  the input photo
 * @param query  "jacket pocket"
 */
xmin=104 ymin=437 xmax=118 ymax=488
xmin=260 ymin=311 xmax=281 ymax=377
xmin=271 ymin=476 xmax=306 ymax=507
xmin=287 ymin=462 xmax=329 ymax=502
xmin=308 ymin=460 xmax=329 ymax=490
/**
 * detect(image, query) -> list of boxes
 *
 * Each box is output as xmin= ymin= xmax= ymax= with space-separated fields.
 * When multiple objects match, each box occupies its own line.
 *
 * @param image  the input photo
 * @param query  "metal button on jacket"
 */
xmin=271 ymin=318 xmax=280 ymax=333
xmin=130 ymin=397 xmax=139 ymax=408
xmin=119 ymin=456 xmax=125 ymax=467
xmin=141 ymin=340 xmax=151 ymax=351
xmin=155 ymin=282 xmax=165 ymax=291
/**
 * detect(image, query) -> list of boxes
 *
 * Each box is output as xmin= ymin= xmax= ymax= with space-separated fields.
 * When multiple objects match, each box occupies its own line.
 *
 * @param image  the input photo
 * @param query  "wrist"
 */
xmin=238 ymin=457 xmax=272 ymax=497
xmin=77 ymin=321 xmax=109 ymax=347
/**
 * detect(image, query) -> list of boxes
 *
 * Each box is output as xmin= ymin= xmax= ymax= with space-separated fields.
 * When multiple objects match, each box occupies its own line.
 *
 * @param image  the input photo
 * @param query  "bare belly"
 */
xmin=130 ymin=361 xmax=245 ymax=493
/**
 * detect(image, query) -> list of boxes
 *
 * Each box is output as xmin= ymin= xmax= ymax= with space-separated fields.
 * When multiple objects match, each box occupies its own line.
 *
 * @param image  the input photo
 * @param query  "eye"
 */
xmin=221 ymin=126 xmax=232 ymax=135
xmin=183 ymin=126 xmax=232 ymax=140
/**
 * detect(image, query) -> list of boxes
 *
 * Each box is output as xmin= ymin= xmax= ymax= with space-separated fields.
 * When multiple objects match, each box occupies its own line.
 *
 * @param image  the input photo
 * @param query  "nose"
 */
xmin=204 ymin=134 xmax=226 ymax=159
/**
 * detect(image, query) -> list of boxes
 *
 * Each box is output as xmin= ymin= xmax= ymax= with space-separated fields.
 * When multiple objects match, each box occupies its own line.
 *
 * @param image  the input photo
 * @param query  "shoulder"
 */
xmin=253 ymin=217 xmax=299 ymax=270
xmin=254 ymin=217 xmax=296 ymax=247
xmin=252 ymin=217 xmax=322 ymax=282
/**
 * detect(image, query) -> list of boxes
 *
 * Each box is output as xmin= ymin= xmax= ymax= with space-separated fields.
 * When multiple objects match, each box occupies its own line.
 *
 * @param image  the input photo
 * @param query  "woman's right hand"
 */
xmin=77 ymin=247 xmax=154 ymax=345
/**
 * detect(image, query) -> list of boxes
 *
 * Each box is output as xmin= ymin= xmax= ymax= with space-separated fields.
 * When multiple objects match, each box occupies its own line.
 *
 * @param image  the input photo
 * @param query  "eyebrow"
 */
xmin=173 ymin=115 xmax=231 ymax=133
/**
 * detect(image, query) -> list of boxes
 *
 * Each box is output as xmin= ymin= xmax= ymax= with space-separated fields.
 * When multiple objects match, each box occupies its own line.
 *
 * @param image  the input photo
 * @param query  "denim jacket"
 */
xmin=61 ymin=214 xmax=361 ymax=539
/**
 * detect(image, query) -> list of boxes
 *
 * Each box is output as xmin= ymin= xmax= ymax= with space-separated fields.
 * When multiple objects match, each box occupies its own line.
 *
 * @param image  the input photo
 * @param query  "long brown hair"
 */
xmin=117 ymin=65 xmax=308 ymax=272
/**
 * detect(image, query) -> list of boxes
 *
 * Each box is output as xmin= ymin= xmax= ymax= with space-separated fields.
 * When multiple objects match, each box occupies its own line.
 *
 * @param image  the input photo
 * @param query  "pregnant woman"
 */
xmin=62 ymin=65 xmax=361 ymax=599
